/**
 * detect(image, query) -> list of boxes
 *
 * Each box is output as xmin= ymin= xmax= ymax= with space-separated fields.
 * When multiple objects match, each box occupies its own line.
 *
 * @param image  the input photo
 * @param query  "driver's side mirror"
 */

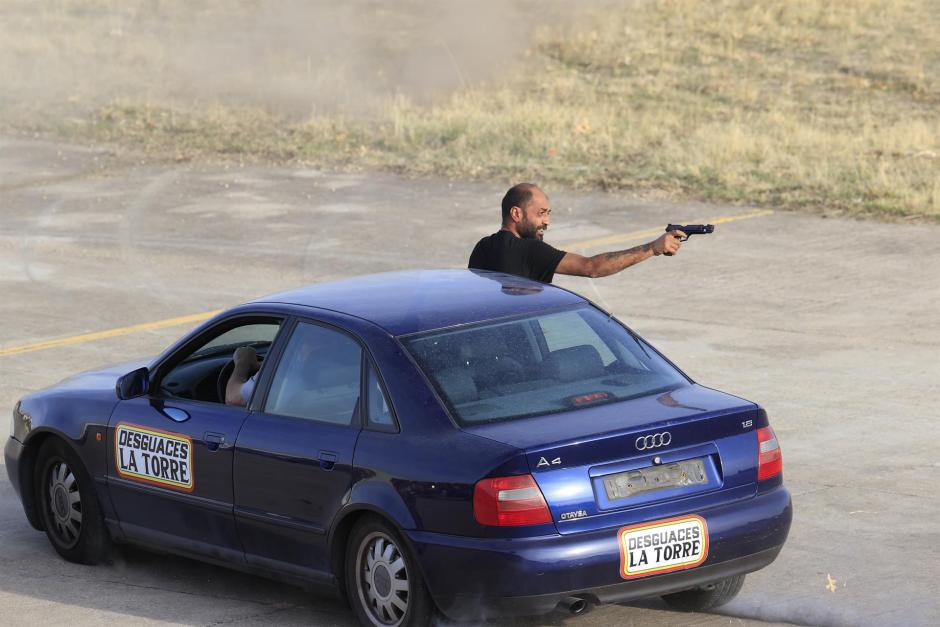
xmin=116 ymin=367 xmax=150 ymax=400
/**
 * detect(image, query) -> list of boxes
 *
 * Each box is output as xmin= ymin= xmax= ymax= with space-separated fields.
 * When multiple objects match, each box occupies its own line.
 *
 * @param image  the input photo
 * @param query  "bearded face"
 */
xmin=508 ymin=187 xmax=551 ymax=240
xmin=517 ymin=211 xmax=542 ymax=239
xmin=518 ymin=206 xmax=549 ymax=240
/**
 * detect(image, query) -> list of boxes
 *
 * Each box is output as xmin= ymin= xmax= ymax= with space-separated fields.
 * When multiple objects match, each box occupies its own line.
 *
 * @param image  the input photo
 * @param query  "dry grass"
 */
xmin=3 ymin=0 xmax=939 ymax=220
xmin=524 ymin=0 xmax=940 ymax=218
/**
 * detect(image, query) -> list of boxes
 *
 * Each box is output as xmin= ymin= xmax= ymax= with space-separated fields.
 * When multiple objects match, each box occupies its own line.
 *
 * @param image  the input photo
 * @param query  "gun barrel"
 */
xmin=666 ymin=224 xmax=715 ymax=235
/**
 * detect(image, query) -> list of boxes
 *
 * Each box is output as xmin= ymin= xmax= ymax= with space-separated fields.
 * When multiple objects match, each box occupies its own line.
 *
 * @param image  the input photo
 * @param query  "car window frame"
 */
xmin=397 ymin=303 xmax=693 ymax=427
xmin=362 ymin=353 xmax=400 ymax=434
xmin=149 ymin=312 xmax=288 ymax=408
xmin=395 ymin=303 xmax=583 ymax=429
xmin=252 ymin=316 xmax=376 ymax=430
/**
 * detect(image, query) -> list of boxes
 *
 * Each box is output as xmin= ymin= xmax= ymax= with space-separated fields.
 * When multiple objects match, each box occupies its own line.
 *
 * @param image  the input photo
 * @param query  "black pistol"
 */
xmin=663 ymin=224 xmax=714 ymax=255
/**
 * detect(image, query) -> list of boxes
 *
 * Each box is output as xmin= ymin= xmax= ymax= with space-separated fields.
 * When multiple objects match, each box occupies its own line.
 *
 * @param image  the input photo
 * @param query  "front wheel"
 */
xmin=661 ymin=574 xmax=745 ymax=611
xmin=346 ymin=517 xmax=434 ymax=627
xmin=34 ymin=438 xmax=110 ymax=564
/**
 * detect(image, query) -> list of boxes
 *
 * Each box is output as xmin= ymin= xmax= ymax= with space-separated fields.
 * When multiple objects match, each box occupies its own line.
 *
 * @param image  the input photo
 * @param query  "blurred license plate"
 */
xmin=603 ymin=458 xmax=707 ymax=501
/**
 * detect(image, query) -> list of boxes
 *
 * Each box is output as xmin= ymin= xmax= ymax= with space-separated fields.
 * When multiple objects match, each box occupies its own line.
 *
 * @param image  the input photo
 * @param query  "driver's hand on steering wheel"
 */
xmin=233 ymin=346 xmax=260 ymax=375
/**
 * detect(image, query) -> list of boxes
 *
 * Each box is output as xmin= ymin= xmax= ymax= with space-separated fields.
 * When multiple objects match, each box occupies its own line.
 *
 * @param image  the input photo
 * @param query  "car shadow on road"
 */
xmin=0 ymin=521 xmax=692 ymax=626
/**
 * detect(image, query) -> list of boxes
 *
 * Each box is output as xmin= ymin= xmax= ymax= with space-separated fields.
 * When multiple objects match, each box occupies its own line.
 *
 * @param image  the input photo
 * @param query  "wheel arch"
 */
xmin=20 ymin=428 xmax=106 ymax=532
xmin=17 ymin=429 xmax=65 ymax=531
xmin=28 ymin=429 xmax=113 ymax=564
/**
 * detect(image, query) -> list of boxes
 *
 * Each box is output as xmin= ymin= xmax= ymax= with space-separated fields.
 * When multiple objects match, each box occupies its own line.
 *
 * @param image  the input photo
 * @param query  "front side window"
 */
xmin=264 ymin=322 xmax=362 ymax=425
xmin=199 ymin=324 xmax=279 ymax=352
xmin=158 ymin=319 xmax=280 ymax=404
xmin=402 ymin=306 xmax=688 ymax=425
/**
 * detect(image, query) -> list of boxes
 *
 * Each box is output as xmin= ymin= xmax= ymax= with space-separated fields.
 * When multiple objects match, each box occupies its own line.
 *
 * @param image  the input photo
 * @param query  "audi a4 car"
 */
xmin=6 ymin=269 xmax=791 ymax=626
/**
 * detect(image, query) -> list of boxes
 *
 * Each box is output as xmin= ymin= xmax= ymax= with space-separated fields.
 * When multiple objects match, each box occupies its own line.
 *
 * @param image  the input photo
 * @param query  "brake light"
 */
xmin=756 ymin=426 xmax=782 ymax=480
xmin=473 ymin=474 xmax=552 ymax=526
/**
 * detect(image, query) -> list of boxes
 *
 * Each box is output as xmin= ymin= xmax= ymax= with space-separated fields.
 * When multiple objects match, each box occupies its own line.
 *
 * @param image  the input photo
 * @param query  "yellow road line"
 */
xmin=1 ymin=209 xmax=773 ymax=359
xmin=561 ymin=209 xmax=774 ymax=250
xmin=0 ymin=310 xmax=222 ymax=358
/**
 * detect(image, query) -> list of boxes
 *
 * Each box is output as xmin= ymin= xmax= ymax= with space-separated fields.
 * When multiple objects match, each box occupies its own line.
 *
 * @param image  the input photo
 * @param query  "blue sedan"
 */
xmin=5 ymin=270 xmax=791 ymax=626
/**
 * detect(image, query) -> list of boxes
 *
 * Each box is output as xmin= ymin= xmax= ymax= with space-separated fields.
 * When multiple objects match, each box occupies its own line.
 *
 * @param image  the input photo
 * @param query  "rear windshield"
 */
xmin=402 ymin=306 xmax=689 ymax=425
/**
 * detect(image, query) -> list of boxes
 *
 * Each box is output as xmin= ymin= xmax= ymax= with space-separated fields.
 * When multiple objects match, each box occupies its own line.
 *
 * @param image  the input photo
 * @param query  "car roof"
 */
xmin=252 ymin=269 xmax=586 ymax=336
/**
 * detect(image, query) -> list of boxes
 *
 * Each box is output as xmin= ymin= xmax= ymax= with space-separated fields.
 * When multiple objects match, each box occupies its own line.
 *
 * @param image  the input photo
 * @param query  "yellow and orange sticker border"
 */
xmin=114 ymin=422 xmax=195 ymax=493
xmin=617 ymin=514 xmax=709 ymax=580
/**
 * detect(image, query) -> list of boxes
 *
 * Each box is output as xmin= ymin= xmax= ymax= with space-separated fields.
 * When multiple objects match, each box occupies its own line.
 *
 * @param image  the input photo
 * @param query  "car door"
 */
xmin=106 ymin=315 xmax=284 ymax=561
xmin=233 ymin=319 xmax=363 ymax=576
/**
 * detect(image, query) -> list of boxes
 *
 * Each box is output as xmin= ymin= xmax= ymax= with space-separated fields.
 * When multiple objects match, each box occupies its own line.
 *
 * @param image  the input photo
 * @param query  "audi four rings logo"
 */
xmin=635 ymin=432 xmax=672 ymax=450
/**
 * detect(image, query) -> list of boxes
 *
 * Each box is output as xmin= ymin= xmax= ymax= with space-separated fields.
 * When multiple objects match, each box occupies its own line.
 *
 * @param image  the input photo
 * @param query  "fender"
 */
xmin=12 ymin=424 xmax=108 ymax=532
xmin=19 ymin=393 xmax=117 ymax=480
xmin=326 ymin=481 xmax=421 ymax=595
xmin=13 ymin=389 xmax=122 ymax=530
xmin=337 ymin=479 xmax=419 ymax=533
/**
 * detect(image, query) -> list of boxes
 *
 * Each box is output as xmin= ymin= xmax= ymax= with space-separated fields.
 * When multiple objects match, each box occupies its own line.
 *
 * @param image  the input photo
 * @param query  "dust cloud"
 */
xmin=0 ymin=0 xmax=605 ymax=120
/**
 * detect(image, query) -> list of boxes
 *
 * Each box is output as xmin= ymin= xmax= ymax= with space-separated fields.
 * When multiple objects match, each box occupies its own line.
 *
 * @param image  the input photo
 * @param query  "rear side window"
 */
xmin=264 ymin=323 xmax=362 ymax=425
xmin=365 ymin=360 xmax=397 ymax=431
xmin=402 ymin=306 xmax=688 ymax=425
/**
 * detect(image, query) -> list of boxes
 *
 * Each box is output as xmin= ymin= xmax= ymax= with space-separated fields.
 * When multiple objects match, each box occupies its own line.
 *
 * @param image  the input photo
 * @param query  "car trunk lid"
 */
xmin=463 ymin=384 xmax=760 ymax=534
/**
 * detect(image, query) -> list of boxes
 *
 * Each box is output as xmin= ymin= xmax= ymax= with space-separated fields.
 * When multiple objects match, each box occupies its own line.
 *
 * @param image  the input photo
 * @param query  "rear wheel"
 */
xmin=346 ymin=517 xmax=433 ymax=627
xmin=661 ymin=574 xmax=745 ymax=611
xmin=34 ymin=438 xmax=110 ymax=564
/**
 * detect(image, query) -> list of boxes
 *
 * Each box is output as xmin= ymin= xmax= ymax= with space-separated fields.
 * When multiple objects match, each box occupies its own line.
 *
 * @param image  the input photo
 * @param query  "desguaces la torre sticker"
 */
xmin=114 ymin=423 xmax=194 ymax=492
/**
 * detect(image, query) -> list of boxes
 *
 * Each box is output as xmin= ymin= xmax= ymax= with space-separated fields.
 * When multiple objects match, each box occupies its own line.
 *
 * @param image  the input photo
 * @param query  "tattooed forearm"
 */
xmin=590 ymin=243 xmax=654 ymax=277
xmin=555 ymin=232 xmax=681 ymax=278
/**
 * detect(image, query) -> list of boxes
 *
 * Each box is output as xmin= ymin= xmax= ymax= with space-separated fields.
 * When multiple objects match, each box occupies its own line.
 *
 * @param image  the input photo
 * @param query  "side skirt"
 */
xmin=111 ymin=521 xmax=340 ymax=597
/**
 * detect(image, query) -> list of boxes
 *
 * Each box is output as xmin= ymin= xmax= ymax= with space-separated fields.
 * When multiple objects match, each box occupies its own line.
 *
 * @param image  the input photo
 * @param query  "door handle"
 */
xmin=318 ymin=450 xmax=338 ymax=471
xmin=205 ymin=432 xmax=226 ymax=452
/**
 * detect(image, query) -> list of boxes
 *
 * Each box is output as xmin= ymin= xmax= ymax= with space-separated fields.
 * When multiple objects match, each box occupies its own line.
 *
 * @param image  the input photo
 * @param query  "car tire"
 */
xmin=34 ymin=437 xmax=110 ymax=565
xmin=346 ymin=517 xmax=434 ymax=627
xmin=661 ymin=574 xmax=746 ymax=611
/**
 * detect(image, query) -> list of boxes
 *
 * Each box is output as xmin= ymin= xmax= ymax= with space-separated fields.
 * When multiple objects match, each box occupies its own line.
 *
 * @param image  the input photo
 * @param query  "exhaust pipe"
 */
xmin=559 ymin=596 xmax=588 ymax=615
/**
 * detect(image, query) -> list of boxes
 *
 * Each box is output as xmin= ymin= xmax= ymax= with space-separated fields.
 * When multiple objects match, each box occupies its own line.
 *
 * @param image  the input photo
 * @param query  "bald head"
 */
xmin=500 ymin=183 xmax=551 ymax=240
xmin=501 ymin=183 xmax=544 ymax=225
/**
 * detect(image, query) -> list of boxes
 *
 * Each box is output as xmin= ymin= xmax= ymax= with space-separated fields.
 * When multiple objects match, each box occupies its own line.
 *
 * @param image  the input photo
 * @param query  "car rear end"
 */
xmin=399 ymin=304 xmax=791 ymax=620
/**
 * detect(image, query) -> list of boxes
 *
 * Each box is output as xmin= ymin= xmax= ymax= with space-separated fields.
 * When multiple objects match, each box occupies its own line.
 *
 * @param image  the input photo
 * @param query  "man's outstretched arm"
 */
xmin=555 ymin=231 xmax=685 ymax=278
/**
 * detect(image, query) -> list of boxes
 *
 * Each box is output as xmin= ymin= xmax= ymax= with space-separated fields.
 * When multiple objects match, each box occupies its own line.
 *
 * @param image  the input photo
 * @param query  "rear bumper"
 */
xmin=407 ymin=485 xmax=791 ymax=621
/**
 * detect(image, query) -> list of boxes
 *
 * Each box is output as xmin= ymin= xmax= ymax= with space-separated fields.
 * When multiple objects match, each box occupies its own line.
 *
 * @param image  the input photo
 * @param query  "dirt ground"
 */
xmin=1 ymin=136 xmax=938 ymax=626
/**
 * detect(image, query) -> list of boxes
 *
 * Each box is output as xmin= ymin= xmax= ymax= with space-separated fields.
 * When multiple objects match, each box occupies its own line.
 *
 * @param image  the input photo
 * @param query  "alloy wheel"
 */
xmin=356 ymin=531 xmax=411 ymax=626
xmin=46 ymin=459 xmax=83 ymax=549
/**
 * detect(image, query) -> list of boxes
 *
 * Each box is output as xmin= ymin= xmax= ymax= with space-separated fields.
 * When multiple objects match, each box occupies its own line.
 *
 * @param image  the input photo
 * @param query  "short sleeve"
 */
xmin=525 ymin=240 xmax=567 ymax=282
xmin=240 ymin=373 xmax=257 ymax=404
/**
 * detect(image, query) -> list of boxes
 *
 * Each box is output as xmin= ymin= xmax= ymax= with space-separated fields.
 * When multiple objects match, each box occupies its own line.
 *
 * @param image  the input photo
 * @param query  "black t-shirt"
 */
xmin=468 ymin=230 xmax=567 ymax=283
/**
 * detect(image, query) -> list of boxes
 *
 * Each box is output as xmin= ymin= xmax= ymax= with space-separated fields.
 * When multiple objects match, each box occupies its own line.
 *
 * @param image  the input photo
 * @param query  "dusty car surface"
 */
xmin=6 ymin=269 xmax=791 ymax=626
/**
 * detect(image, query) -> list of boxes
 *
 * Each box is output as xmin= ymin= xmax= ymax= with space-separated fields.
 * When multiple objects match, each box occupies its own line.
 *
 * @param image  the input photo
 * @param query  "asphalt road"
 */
xmin=1 ymin=137 xmax=937 ymax=627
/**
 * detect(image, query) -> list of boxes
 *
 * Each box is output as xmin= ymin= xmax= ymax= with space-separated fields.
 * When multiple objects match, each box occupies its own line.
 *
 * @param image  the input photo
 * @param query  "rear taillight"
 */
xmin=757 ymin=425 xmax=782 ymax=480
xmin=473 ymin=474 xmax=552 ymax=526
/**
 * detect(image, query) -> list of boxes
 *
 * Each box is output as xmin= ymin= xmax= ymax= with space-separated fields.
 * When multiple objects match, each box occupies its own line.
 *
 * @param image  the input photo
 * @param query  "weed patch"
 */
xmin=3 ymin=0 xmax=938 ymax=220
